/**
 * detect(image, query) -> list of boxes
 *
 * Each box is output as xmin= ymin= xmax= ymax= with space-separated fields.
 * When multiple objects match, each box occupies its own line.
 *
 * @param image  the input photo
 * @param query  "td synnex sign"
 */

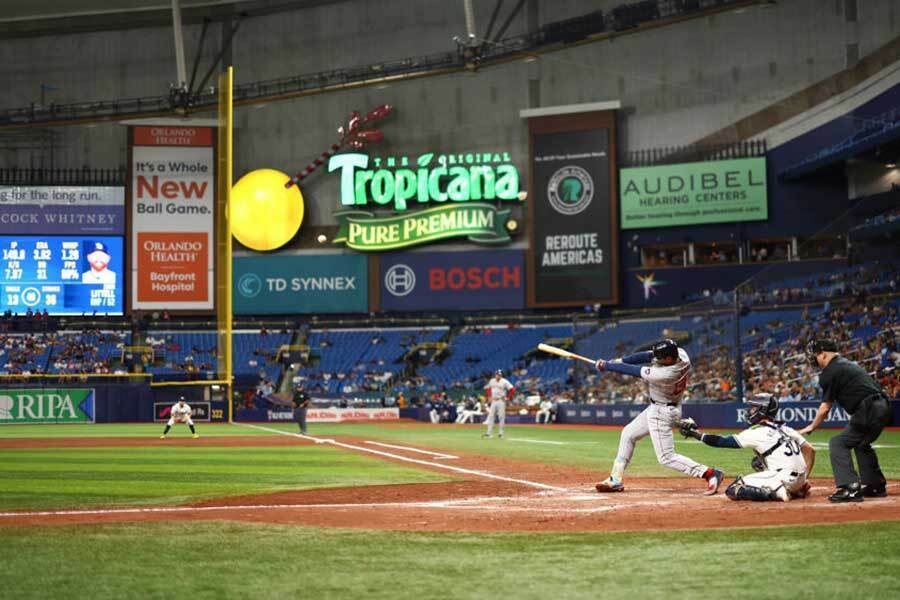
xmin=233 ymin=254 xmax=368 ymax=314
xmin=380 ymin=250 xmax=524 ymax=311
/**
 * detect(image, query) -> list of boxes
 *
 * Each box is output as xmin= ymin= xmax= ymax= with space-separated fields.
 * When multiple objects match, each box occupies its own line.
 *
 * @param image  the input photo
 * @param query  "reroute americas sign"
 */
xmin=328 ymin=151 xmax=522 ymax=251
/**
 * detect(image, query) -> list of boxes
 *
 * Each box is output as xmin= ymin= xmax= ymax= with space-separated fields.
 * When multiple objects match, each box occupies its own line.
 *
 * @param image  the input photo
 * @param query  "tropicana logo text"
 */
xmin=329 ymin=151 xmax=520 ymax=210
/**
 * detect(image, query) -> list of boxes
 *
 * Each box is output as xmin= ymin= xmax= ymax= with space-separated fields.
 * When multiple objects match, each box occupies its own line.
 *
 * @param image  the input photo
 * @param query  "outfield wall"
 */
xmin=0 ymin=384 xmax=228 ymax=424
xmin=557 ymin=401 xmax=900 ymax=429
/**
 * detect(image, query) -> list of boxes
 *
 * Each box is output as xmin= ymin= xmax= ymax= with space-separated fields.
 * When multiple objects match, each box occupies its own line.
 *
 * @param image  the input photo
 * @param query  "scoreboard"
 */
xmin=0 ymin=236 xmax=124 ymax=315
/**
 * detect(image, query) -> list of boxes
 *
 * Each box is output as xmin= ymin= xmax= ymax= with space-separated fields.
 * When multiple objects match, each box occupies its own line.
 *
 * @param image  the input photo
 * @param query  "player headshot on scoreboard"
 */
xmin=81 ymin=241 xmax=116 ymax=285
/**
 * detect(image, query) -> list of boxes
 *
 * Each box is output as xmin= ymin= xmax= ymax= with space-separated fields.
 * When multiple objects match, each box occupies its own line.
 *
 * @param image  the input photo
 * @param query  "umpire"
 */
xmin=800 ymin=339 xmax=892 ymax=502
xmin=292 ymin=383 xmax=310 ymax=435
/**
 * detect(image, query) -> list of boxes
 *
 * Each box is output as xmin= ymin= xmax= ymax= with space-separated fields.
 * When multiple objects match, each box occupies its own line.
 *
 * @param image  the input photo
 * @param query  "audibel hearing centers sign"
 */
xmin=0 ymin=388 xmax=95 ymax=423
xmin=233 ymin=254 xmax=368 ymax=314
xmin=130 ymin=126 xmax=215 ymax=310
xmin=619 ymin=157 xmax=767 ymax=229
xmin=329 ymin=151 xmax=520 ymax=251
xmin=380 ymin=250 xmax=524 ymax=311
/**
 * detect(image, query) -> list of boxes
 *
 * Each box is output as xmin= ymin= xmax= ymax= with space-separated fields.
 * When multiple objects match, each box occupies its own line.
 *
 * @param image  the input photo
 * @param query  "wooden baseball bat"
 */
xmin=537 ymin=343 xmax=597 ymax=366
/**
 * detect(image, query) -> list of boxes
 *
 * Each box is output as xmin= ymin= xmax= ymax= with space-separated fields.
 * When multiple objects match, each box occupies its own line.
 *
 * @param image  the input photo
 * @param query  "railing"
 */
xmin=0 ymin=166 xmax=127 ymax=186
xmin=622 ymin=139 xmax=768 ymax=167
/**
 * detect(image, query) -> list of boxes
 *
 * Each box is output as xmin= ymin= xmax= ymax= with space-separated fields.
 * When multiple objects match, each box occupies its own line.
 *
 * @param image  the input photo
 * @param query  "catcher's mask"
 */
xmin=747 ymin=393 xmax=779 ymax=425
xmin=806 ymin=338 xmax=837 ymax=367
xmin=651 ymin=339 xmax=678 ymax=362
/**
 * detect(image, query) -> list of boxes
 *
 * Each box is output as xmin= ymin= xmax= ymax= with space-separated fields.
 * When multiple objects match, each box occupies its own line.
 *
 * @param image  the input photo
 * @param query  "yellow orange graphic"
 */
xmin=230 ymin=169 xmax=303 ymax=251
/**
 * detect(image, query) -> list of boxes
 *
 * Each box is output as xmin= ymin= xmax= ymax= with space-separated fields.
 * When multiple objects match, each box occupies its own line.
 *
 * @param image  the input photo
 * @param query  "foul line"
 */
xmin=236 ymin=423 xmax=566 ymax=492
xmin=363 ymin=440 xmax=458 ymax=460
xmin=505 ymin=438 xmax=567 ymax=445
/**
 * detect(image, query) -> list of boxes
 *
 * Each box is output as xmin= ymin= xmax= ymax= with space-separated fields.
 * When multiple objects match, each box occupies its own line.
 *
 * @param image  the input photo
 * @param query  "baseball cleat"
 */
xmin=828 ymin=484 xmax=864 ymax=503
xmin=481 ymin=433 xmax=492 ymax=438
xmin=595 ymin=478 xmax=624 ymax=493
xmin=861 ymin=484 xmax=887 ymax=498
xmin=704 ymin=468 xmax=724 ymax=495
xmin=774 ymin=485 xmax=791 ymax=502
xmin=159 ymin=435 xmax=166 ymax=439
xmin=192 ymin=434 xmax=200 ymax=439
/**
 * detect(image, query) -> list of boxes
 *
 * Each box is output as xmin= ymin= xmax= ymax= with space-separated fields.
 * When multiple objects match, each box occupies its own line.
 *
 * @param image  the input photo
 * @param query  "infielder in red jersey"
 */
xmin=594 ymin=339 xmax=724 ymax=495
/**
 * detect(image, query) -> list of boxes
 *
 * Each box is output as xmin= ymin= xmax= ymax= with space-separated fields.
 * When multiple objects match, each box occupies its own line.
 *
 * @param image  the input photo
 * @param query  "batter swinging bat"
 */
xmin=537 ymin=343 xmax=596 ymax=366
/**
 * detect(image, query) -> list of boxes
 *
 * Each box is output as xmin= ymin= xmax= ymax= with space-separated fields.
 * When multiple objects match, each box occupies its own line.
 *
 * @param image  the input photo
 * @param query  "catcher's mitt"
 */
xmin=751 ymin=454 xmax=766 ymax=472
xmin=678 ymin=418 xmax=701 ymax=439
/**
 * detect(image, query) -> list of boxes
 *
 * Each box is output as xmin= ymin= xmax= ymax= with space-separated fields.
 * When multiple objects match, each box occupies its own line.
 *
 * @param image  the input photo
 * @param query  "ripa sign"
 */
xmin=329 ymin=151 xmax=521 ymax=251
xmin=0 ymin=388 xmax=95 ymax=423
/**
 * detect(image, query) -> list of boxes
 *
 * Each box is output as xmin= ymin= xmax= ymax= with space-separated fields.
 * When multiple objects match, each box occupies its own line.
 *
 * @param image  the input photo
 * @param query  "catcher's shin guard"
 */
xmin=725 ymin=478 xmax=776 ymax=502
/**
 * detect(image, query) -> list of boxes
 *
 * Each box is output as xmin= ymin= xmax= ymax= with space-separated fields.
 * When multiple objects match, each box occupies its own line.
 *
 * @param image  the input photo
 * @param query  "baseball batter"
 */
xmin=594 ymin=339 xmax=724 ymax=495
xmin=682 ymin=393 xmax=815 ymax=501
xmin=482 ymin=370 xmax=514 ymax=438
xmin=160 ymin=397 xmax=199 ymax=439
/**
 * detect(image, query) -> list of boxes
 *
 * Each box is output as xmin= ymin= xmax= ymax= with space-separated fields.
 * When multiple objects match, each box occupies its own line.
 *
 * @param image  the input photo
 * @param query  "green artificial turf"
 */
xmin=0 ymin=445 xmax=451 ymax=510
xmin=1 ymin=519 xmax=898 ymax=600
xmin=254 ymin=421 xmax=900 ymax=480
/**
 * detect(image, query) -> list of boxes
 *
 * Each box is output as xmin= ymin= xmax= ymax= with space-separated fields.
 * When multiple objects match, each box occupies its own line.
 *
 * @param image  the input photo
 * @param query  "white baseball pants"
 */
xmin=615 ymin=403 xmax=707 ymax=478
xmin=741 ymin=469 xmax=806 ymax=494
xmin=485 ymin=400 xmax=505 ymax=435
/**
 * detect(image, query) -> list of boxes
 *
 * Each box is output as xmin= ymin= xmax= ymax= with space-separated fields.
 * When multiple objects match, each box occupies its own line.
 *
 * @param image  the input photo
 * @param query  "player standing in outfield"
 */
xmin=594 ymin=339 xmax=724 ymax=495
xmin=482 ymin=370 xmax=515 ymax=438
xmin=799 ymin=339 xmax=892 ymax=502
xmin=160 ymin=397 xmax=199 ymax=439
xmin=681 ymin=393 xmax=815 ymax=502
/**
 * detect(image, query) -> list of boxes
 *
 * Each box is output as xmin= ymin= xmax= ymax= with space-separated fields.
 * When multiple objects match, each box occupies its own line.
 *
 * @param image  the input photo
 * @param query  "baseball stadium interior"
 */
xmin=1 ymin=1 xmax=899 ymax=598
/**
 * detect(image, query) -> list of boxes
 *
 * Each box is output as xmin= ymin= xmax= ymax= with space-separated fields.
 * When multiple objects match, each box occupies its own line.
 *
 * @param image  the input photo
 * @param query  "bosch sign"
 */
xmin=429 ymin=266 xmax=520 ymax=290
xmin=380 ymin=250 xmax=524 ymax=311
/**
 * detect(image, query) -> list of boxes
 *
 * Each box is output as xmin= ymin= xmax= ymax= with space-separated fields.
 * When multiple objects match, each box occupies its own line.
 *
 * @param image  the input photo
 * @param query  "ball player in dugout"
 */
xmin=81 ymin=241 xmax=116 ymax=285
xmin=799 ymin=339 xmax=892 ymax=502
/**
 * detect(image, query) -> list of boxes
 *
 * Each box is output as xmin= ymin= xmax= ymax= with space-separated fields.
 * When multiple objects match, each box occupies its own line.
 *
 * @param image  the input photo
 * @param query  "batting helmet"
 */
xmin=495 ymin=369 xmax=503 ymax=376
xmin=650 ymin=339 xmax=678 ymax=361
xmin=747 ymin=393 xmax=779 ymax=425
xmin=806 ymin=338 xmax=837 ymax=366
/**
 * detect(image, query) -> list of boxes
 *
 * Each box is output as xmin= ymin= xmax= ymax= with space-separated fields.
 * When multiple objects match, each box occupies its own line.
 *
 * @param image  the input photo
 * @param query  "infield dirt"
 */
xmin=3 ymin=435 xmax=898 ymax=532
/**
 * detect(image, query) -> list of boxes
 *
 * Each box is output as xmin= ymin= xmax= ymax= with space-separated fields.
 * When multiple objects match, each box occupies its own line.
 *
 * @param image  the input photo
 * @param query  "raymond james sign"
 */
xmin=328 ymin=151 xmax=520 ymax=251
xmin=619 ymin=157 xmax=767 ymax=229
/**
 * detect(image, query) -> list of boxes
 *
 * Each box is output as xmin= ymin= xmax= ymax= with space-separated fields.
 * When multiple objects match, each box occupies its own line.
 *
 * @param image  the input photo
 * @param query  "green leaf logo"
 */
xmin=417 ymin=153 xmax=434 ymax=167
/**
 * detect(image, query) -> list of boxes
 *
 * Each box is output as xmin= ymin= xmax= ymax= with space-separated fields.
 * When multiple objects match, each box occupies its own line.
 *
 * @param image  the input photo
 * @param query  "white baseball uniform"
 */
xmin=734 ymin=422 xmax=808 ymax=494
xmin=535 ymin=399 xmax=553 ymax=424
xmin=484 ymin=376 xmax=514 ymax=436
xmin=167 ymin=402 xmax=194 ymax=426
xmin=612 ymin=348 xmax=709 ymax=479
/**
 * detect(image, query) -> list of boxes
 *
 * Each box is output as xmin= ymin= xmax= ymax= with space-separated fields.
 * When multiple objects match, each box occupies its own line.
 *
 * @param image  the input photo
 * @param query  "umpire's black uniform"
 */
xmin=292 ymin=387 xmax=310 ymax=435
xmin=814 ymin=347 xmax=892 ymax=497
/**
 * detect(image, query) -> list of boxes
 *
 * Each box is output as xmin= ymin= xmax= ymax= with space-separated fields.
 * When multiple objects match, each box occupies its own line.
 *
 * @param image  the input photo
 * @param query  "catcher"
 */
xmin=160 ymin=396 xmax=199 ymax=439
xmin=680 ymin=393 xmax=814 ymax=502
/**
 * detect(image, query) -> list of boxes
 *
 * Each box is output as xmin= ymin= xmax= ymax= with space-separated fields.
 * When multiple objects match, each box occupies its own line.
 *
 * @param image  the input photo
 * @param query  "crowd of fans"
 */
xmin=0 ymin=330 xmax=128 ymax=375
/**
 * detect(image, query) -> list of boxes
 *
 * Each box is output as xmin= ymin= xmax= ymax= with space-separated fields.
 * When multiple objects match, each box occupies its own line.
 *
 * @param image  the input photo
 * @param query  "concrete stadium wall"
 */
xmin=2 ymin=1 xmax=898 ymax=226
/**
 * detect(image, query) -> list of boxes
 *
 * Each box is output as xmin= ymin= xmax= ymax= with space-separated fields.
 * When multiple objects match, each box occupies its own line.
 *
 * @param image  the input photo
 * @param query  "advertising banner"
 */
xmin=556 ymin=401 xmax=870 ymax=429
xmin=619 ymin=157 xmax=767 ymax=229
xmin=380 ymin=250 xmax=524 ymax=311
xmin=154 ymin=401 xmax=211 ymax=422
xmin=527 ymin=111 xmax=618 ymax=307
xmin=233 ymin=254 xmax=368 ymax=314
xmin=328 ymin=150 xmax=522 ymax=251
xmin=237 ymin=406 xmax=399 ymax=422
xmin=131 ymin=126 xmax=215 ymax=310
xmin=0 ymin=186 xmax=125 ymax=235
xmin=0 ymin=388 xmax=95 ymax=424
xmin=0 ymin=236 xmax=124 ymax=315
